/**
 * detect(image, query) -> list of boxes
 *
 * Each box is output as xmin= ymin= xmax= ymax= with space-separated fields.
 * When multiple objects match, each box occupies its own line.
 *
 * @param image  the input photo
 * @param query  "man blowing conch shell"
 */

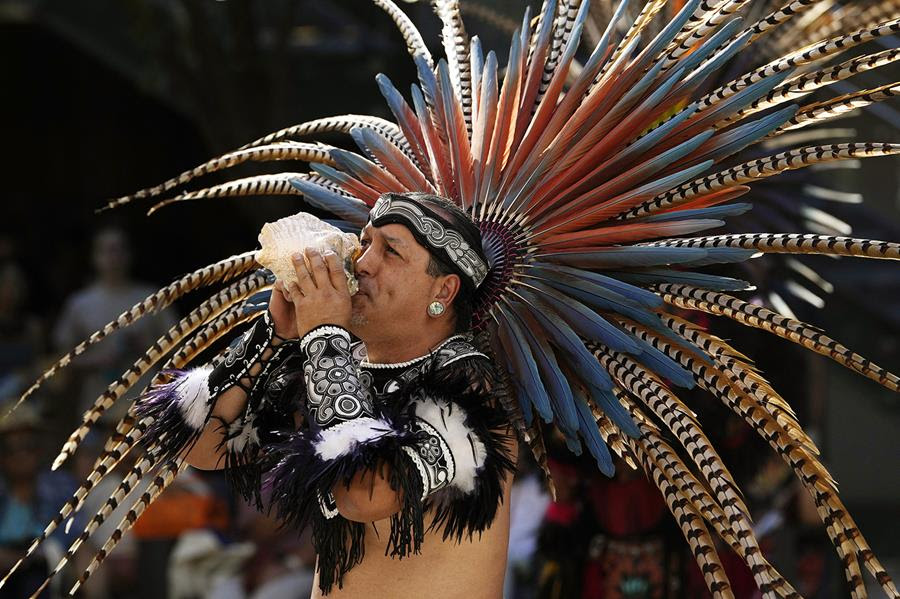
xmin=136 ymin=192 xmax=517 ymax=598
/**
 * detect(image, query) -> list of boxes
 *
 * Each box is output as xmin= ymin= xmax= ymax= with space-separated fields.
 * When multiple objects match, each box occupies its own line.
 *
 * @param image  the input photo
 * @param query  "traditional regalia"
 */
xmin=3 ymin=1 xmax=900 ymax=597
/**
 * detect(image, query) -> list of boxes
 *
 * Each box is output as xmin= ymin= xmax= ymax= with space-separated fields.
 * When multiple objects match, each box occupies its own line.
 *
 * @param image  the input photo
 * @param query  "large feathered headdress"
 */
xmin=3 ymin=1 xmax=900 ymax=598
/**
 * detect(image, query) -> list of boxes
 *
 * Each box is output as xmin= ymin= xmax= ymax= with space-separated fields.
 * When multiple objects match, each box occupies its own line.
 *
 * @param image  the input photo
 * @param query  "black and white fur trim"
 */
xmin=133 ymin=365 xmax=215 ymax=462
xmin=313 ymin=416 xmax=398 ymax=460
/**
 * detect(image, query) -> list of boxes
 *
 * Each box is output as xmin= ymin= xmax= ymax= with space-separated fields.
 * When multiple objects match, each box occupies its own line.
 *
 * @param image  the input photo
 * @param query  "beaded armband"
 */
xmin=299 ymin=325 xmax=375 ymax=429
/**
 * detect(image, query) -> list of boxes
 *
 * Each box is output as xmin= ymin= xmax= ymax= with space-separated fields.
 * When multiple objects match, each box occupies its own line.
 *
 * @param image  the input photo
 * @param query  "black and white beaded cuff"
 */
xmin=299 ymin=324 xmax=376 ymax=429
xmin=299 ymin=324 xmax=351 ymax=353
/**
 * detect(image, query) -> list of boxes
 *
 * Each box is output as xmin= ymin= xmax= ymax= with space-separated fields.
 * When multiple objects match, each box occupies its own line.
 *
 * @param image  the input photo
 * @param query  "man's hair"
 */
xmin=398 ymin=192 xmax=485 ymax=333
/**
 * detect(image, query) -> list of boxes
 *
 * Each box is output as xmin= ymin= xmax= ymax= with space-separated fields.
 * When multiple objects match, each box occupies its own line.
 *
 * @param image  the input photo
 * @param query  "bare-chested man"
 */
xmin=178 ymin=192 xmax=517 ymax=598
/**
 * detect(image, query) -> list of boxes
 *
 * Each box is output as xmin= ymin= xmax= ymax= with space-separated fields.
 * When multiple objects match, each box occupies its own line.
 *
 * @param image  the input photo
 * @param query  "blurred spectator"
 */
xmin=53 ymin=226 xmax=177 ymax=422
xmin=130 ymin=468 xmax=230 ymax=599
xmin=531 ymin=456 xmax=591 ymax=599
xmin=505 ymin=456 xmax=551 ymax=599
xmin=0 ymin=260 xmax=44 ymax=404
xmin=169 ymin=530 xmax=254 ymax=599
xmin=205 ymin=500 xmax=316 ymax=599
xmin=0 ymin=404 xmax=77 ymax=598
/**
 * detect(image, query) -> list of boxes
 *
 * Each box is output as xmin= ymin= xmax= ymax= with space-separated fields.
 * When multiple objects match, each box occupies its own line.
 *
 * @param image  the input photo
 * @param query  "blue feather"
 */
xmin=617 ymin=57 xmax=670 ymax=111
xmin=374 ymin=74 xmax=426 ymax=160
xmin=375 ymin=73 xmax=409 ymax=119
xmin=508 ymin=301 xmax=583 ymax=437
xmin=572 ymin=385 xmax=615 ymax=476
xmin=675 ymin=17 xmax=744 ymax=76
xmin=322 ymin=219 xmax=361 ymax=234
xmin=241 ymin=290 xmax=272 ymax=316
xmin=637 ymin=128 xmax=716 ymax=175
xmin=539 ymin=246 xmax=712 ymax=269
xmin=528 ymin=269 xmax=690 ymax=348
xmin=602 ymin=0 xmax=697 ymax=97
xmin=692 ymin=105 xmax=798 ymax=164
xmin=624 ymin=337 xmax=695 ymax=389
xmin=470 ymin=36 xmax=484 ymax=89
xmin=413 ymin=54 xmax=440 ymax=117
xmin=692 ymin=70 xmax=795 ymax=130
xmin=309 ymin=163 xmax=357 ymax=189
xmin=596 ymin=0 xmax=633 ymax=61
xmin=517 ymin=291 xmax=615 ymax=392
xmin=610 ymin=106 xmax=700 ymax=173
xmin=288 ymin=178 xmax=369 ymax=226
xmin=534 ymin=264 xmax=663 ymax=308
xmin=530 ymin=267 xmax=649 ymax=316
xmin=564 ymin=435 xmax=584 ymax=456
xmin=526 ymin=281 xmax=642 ymax=353
xmin=595 ymin=160 xmax=715 ymax=218
xmin=638 ymin=203 xmax=752 ymax=223
xmin=679 ymin=247 xmax=758 ymax=267
xmin=327 ymin=148 xmax=387 ymax=186
xmin=529 ymin=265 xmax=716 ymax=365
xmin=673 ymin=28 xmax=753 ymax=97
xmin=643 ymin=0 xmax=701 ymax=64
xmin=616 ymin=269 xmax=754 ymax=292
xmin=496 ymin=305 xmax=551 ymax=424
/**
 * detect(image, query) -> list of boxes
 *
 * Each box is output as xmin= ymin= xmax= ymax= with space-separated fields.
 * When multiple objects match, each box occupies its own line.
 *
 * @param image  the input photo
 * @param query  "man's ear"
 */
xmin=433 ymin=273 xmax=461 ymax=307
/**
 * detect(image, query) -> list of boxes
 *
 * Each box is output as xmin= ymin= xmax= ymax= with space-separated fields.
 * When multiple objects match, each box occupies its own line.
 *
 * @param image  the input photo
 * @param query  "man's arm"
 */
xmin=332 ymin=467 xmax=403 ymax=522
xmin=135 ymin=272 xmax=300 ymax=471
xmin=182 ymin=343 xmax=280 ymax=470
xmin=332 ymin=423 xmax=519 ymax=523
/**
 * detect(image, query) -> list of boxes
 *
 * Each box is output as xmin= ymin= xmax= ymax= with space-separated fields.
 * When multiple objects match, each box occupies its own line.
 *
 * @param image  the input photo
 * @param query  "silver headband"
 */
xmin=370 ymin=196 xmax=488 ymax=287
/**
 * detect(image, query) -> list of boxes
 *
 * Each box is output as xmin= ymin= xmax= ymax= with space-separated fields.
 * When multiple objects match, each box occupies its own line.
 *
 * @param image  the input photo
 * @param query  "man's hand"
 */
xmin=286 ymin=248 xmax=352 ymax=337
xmin=269 ymin=279 xmax=299 ymax=339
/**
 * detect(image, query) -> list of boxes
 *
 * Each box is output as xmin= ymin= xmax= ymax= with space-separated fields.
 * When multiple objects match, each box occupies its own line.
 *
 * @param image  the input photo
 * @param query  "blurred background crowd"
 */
xmin=1 ymin=0 xmax=898 ymax=597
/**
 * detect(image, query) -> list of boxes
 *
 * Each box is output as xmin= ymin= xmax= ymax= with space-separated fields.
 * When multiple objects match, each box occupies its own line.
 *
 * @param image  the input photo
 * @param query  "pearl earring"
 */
xmin=427 ymin=301 xmax=445 ymax=317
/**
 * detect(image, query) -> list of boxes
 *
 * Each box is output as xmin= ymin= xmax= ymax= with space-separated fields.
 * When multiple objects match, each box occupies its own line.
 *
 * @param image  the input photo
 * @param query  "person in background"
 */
xmin=0 ymin=404 xmax=77 ymax=599
xmin=53 ymin=226 xmax=177 ymax=422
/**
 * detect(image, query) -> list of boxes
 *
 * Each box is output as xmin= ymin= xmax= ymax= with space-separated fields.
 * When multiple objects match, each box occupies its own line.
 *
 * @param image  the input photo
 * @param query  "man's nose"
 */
xmin=354 ymin=245 xmax=378 ymax=277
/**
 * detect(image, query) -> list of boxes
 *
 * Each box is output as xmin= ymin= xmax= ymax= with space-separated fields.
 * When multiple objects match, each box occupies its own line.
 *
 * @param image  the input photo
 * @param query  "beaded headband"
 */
xmin=369 ymin=194 xmax=488 ymax=288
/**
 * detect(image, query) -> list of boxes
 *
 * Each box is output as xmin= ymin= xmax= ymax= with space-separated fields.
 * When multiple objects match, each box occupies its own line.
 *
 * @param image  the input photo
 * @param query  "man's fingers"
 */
xmin=306 ymin=248 xmax=329 ymax=288
xmin=273 ymin=280 xmax=288 ymax=302
xmin=286 ymin=281 xmax=304 ymax=302
xmin=292 ymin=252 xmax=316 ymax=290
xmin=322 ymin=251 xmax=347 ymax=293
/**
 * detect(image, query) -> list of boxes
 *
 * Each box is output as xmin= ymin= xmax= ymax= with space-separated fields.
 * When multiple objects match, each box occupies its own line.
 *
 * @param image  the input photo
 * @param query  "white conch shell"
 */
xmin=256 ymin=212 xmax=361 ymax=294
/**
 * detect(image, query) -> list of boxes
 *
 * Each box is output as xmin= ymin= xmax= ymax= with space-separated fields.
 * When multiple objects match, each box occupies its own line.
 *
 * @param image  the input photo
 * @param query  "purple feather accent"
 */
xmin=133 ymin=368 xmax=209 ymax=462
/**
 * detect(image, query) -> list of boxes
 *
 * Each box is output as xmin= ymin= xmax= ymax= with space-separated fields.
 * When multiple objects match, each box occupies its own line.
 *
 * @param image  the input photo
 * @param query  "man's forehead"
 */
xmin=362 ymin=222 xmax=420 ymax=248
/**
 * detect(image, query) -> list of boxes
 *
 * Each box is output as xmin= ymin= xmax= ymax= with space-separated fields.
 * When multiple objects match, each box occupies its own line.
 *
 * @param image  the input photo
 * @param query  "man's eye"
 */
xmin=360 ymin=238 xmax=371 ymax=248
xmin=386 ymin=246 xmax=399 ymax=255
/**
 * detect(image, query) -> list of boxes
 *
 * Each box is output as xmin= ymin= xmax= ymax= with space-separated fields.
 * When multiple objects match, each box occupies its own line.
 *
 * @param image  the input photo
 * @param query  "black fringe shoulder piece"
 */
xmin=217 ymin=352 xmax=306 ymax=508
xmin=407 ymin=354 xmax=516 ymax=542
xmin=264 ymin=344 xmax=515 ymax=595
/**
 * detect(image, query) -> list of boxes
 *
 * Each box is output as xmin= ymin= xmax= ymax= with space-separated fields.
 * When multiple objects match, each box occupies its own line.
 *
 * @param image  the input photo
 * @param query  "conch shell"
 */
xmin=256 ymin=212 xmax=361 ymax=295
